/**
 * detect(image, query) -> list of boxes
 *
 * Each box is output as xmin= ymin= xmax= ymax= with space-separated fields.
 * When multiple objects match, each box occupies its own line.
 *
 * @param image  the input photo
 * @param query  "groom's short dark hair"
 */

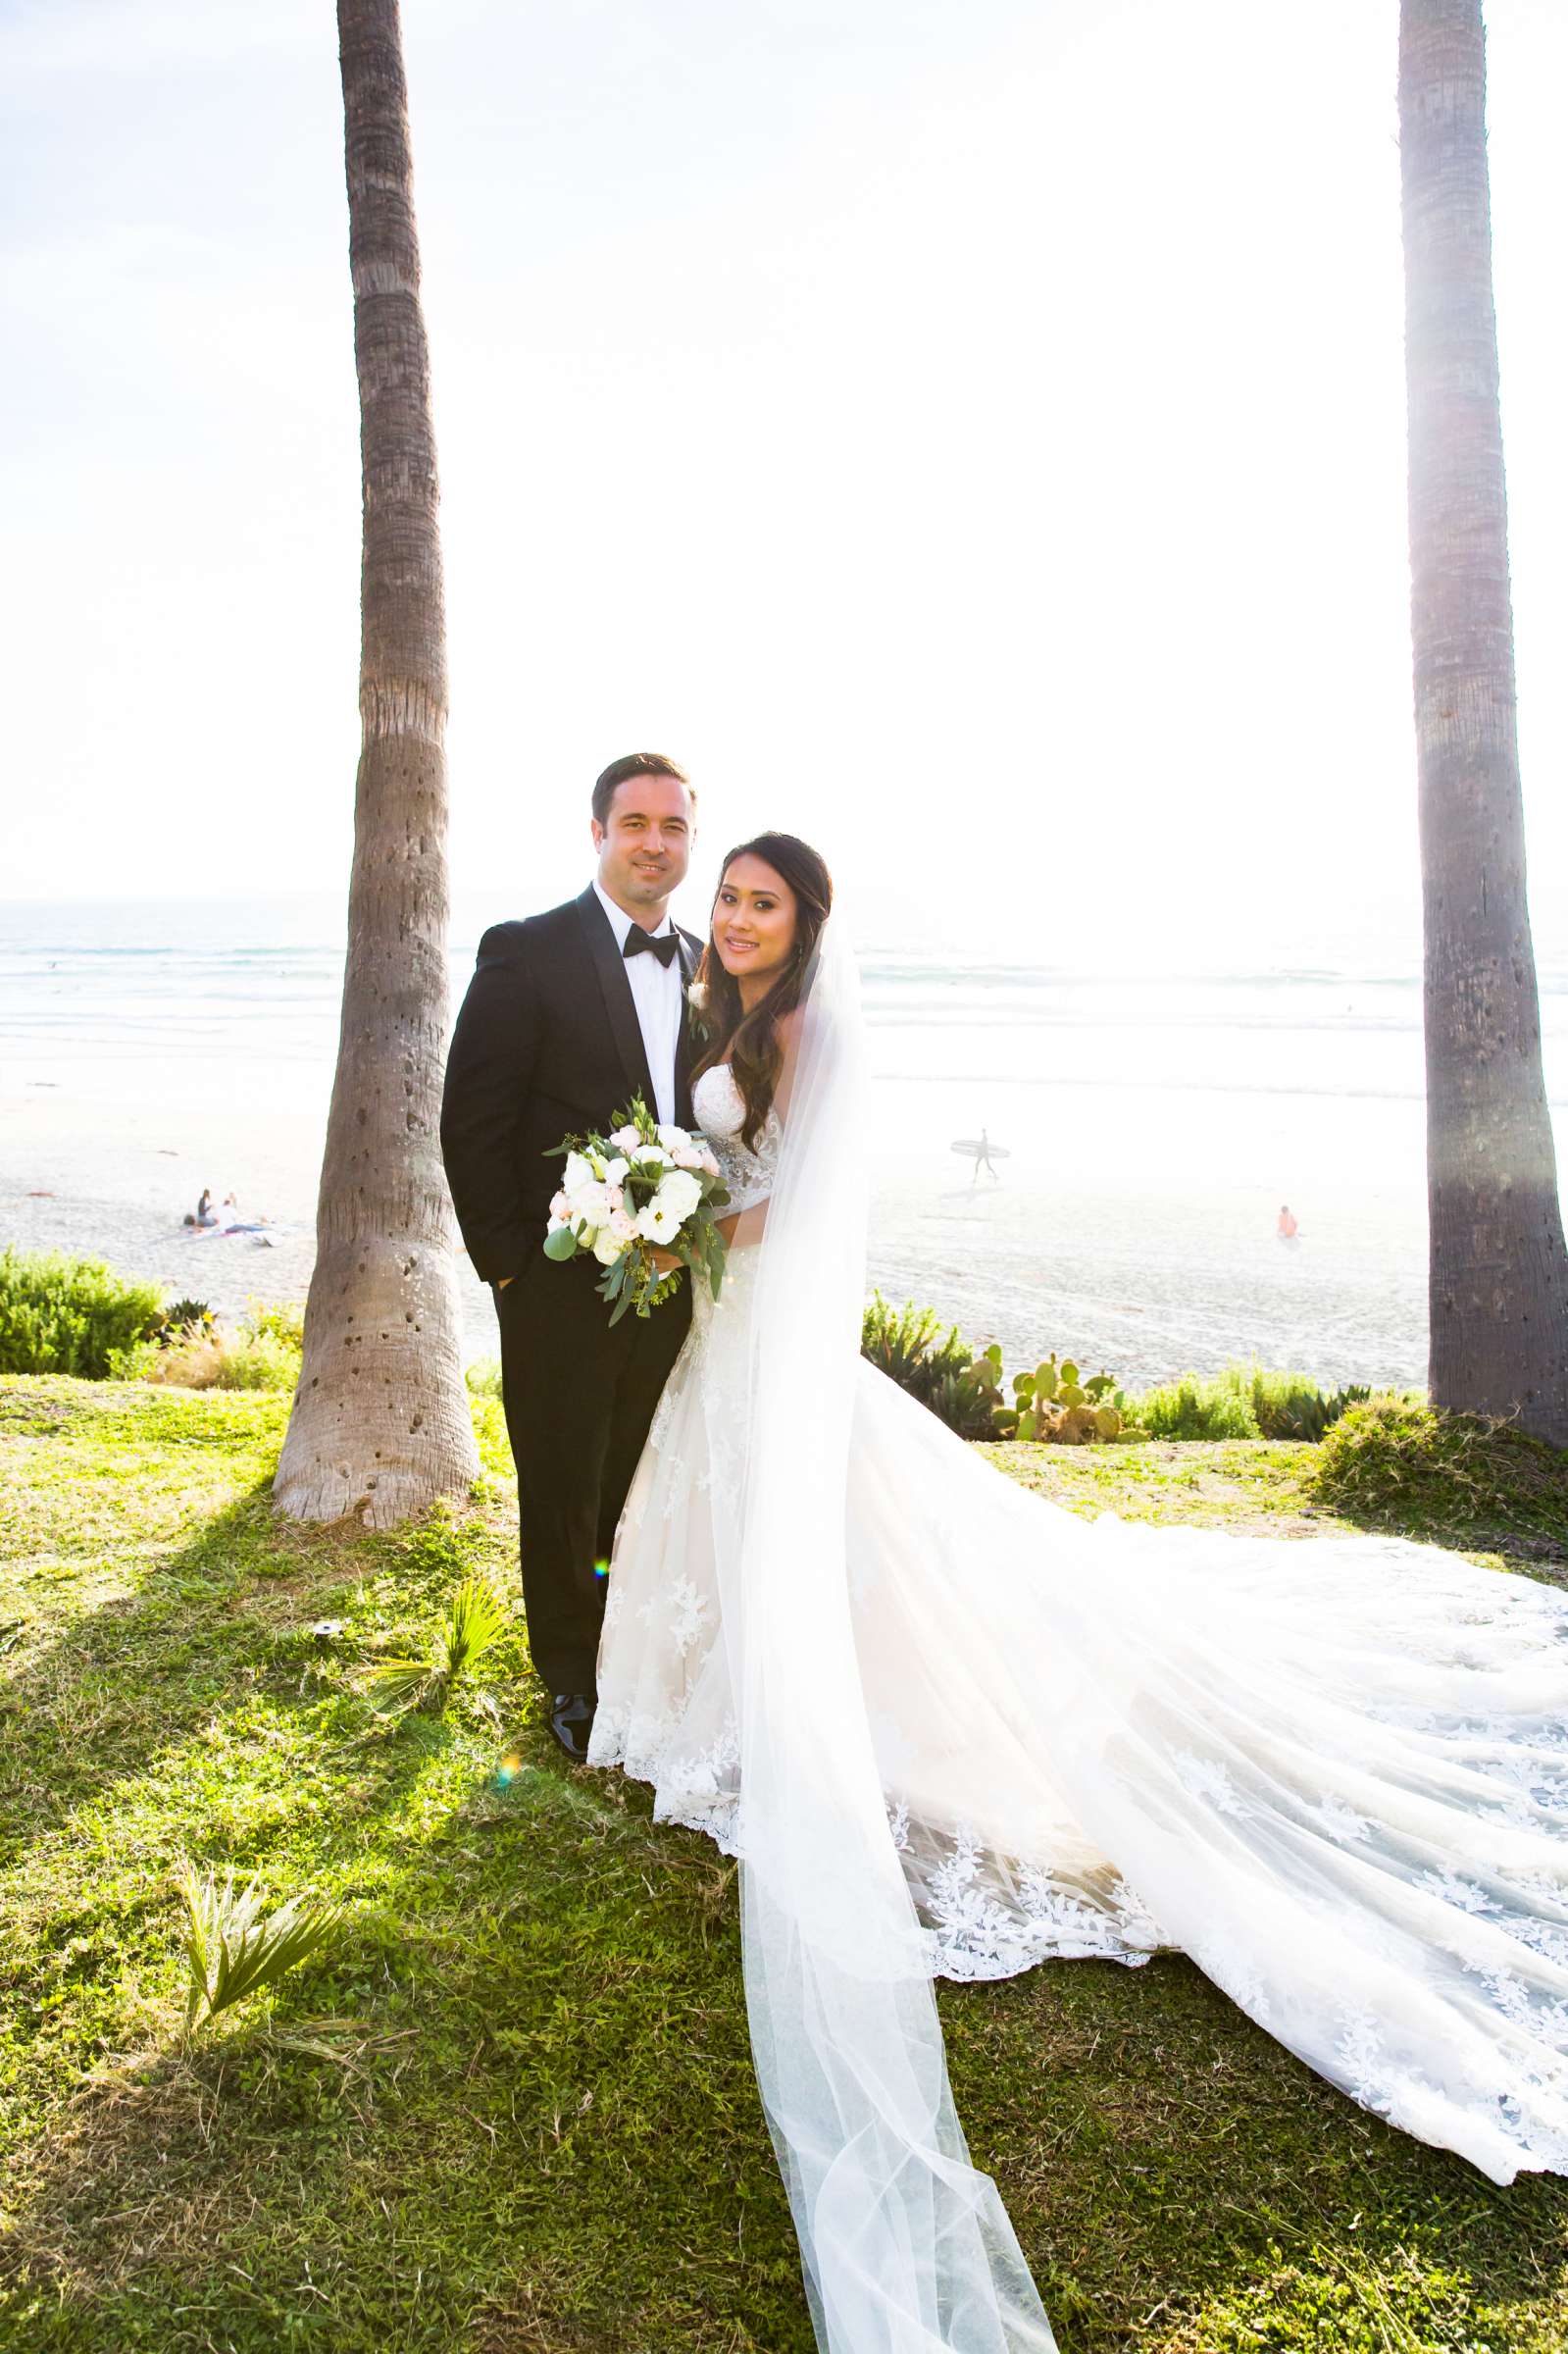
xmin=592 ymin=752 xmax=692 ymax=828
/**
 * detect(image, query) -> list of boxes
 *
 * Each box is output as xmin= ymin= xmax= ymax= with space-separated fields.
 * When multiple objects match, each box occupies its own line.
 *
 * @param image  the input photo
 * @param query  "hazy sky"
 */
xmin=3 ymin=0 xmax=1565 ymax=966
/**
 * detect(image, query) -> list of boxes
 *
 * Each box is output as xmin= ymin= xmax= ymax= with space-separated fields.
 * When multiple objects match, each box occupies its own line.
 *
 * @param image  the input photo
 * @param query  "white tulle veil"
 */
xmin=708 ymin=910 xmax=1059 ymax=2353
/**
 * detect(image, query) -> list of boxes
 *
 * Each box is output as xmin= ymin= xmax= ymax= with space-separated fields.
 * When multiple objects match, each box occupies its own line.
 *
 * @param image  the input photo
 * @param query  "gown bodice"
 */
xmin=691 ymin=1063 xmax=781 ymax=1217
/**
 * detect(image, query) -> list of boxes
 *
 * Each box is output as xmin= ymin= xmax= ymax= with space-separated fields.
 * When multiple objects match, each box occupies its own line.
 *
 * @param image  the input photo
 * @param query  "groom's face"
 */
xmin=592 ymin=774 xmax=694 ymax=917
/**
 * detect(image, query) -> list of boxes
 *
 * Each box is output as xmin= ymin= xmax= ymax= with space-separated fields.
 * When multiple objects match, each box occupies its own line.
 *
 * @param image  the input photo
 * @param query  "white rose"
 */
xmin=570 ymin=1180 xmax=611 ymax=1229
xmin=656 ymin=1123 xmax=690 ymax=1152
xmin=607 ymin=1208 xmax=637 ymax=1245
xmin=592 ymin=1228 xmax=626 ymax=1265
xmin=635 ymin=1144 xmax=672 ymax=1170
xmin=602 ymin=1155 xmax=629 ymax=1186
xmin=563 ymin=1150 xmax=593 ymax=1194
xmin=549 ymin=1189 xmax=571 ymax=1221
xmin=654 ymin=1168 xmax=702 ymax=1225
xmin=610 ymin=1125 xmax=642 ymax=1152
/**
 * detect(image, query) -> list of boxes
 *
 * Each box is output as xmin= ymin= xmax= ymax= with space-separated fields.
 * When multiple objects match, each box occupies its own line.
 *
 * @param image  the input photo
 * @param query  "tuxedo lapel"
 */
xmin=674 ymin=928 xmax=703 ymax=1127
xmin=575 ymin=887 xmax=656 ymax=1111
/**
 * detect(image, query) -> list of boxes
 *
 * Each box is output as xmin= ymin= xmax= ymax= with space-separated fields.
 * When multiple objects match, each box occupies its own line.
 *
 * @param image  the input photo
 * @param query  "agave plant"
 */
xmin=155 ymin=1297 xmax=215 ymax=1348
xmin=177 ymin=1860 xmax=344 ymax=2032
xmin=367 ymin=1573 xmax=510 ymax=1714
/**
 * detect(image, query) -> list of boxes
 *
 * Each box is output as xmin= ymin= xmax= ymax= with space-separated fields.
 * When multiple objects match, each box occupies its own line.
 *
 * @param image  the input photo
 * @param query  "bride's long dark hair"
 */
xmin=691 ymin=833 xmax=834 ymax=1151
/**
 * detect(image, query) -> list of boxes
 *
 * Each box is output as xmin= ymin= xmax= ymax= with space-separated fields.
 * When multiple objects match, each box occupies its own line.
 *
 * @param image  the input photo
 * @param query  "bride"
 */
xmin=587 ymin=832 xmax=1568 ymax=2354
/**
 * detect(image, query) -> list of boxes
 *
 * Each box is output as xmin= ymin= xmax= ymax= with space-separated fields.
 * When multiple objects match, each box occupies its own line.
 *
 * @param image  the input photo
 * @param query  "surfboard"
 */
xmin=950 ymin=1140 xmax=1011 ymax=1159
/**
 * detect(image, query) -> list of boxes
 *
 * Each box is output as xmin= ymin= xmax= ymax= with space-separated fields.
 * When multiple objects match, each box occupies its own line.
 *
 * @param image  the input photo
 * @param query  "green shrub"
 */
xmin=1309 ymin=1396 xmax=1568 ymax=1552
xmin=145 ymin=1301 xmax=304 ymax=1393
xmin=0 ymin=1247 xmax=165 ymax=1378
xmin=1132 ymin=1373 xmax=1261 ymax=1441
xmin=1129 ymin=1364 xmax=1380 ymax=1444
xmin=1222 ymin=1362 xmax=1322 ymax=1439
xmin=1213 ymin=1362 xmax=1374 ymax=1442
xmin=215 ymin=1330 xmax=302 ymax=1391
xmin=860 ymin=1295 xmax=992 ymax=1438
xmin=241 ymin=1297 xmax=306 ymax=1350
xmin=466 ymin=1355 xmax=503 ymax=1398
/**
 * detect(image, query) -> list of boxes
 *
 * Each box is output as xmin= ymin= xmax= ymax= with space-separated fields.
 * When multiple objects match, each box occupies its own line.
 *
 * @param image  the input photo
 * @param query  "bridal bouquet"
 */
xmin=543 ymin=1095 xmax=730 ymax=1323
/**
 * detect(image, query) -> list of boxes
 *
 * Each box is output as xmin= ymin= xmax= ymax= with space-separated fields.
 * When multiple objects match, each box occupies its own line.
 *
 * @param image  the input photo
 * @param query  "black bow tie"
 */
xmin=623 ymin=924 xmax=679 ymax=969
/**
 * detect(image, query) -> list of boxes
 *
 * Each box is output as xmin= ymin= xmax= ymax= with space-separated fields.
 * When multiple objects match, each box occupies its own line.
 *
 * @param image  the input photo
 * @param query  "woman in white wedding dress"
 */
xmin=588 ymin=834 xmax=1568 ymax=2354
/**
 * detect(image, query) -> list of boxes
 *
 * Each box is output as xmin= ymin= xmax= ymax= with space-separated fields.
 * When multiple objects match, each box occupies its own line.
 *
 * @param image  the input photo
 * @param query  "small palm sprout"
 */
xmin=367 ymin=1573 xmax=510 ymax=1714
xmin=439 ymin=1573 xmax=508 ymax=1680
xmin=178 ymin=1860 xmax=345 ymax=2034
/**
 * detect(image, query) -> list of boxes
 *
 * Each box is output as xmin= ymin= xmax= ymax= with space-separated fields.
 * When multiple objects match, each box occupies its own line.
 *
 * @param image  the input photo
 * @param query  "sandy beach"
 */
xmin=0 ymin=1079 xmax=508 ymax=1368
xmin=1 ymin=1061 xmax=1433 ymax=1393
xmin=5 ymin=899 xmax=1563 ymax=1392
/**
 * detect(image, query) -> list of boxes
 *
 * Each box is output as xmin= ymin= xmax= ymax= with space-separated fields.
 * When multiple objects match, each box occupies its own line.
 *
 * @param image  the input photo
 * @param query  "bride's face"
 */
xmin=713 ymin=854 xmax=797 ymax=987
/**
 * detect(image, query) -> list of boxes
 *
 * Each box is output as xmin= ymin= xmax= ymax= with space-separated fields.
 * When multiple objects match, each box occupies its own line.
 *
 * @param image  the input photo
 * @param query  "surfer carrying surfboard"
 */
xmin=951 ymin=1126 xmax=1004 ymax=1180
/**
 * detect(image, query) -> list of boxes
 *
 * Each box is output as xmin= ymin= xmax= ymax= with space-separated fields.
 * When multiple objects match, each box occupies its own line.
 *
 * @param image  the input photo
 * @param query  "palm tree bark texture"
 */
xmin=1398 ymin=0 xmax=1568 ymax=1446
xmin=275 ymin=0 xmax=479 ymax=1523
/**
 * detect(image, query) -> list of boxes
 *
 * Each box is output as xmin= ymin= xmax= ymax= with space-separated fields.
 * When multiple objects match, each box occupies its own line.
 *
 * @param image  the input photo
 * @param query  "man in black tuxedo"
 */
xmin=440 ymin=753 xmax=704 ymax=1761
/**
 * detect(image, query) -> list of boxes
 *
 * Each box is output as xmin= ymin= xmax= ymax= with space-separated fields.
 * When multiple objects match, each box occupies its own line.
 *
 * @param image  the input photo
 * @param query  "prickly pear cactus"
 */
xmin=970 ymin=1346 xmax=1128 ymax=1446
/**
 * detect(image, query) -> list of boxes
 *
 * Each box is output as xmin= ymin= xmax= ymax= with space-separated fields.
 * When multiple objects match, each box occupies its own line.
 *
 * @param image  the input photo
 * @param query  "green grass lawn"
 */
xmin=1 ymin=1376 xmax=1564 ymax=2353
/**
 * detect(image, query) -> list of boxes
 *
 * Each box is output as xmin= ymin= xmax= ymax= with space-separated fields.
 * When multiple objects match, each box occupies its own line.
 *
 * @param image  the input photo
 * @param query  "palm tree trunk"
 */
xmin=1399 ymin=0 xmax=1568 ymax=1447
xmin=275 ymin=0 xmax=479 ymax=1524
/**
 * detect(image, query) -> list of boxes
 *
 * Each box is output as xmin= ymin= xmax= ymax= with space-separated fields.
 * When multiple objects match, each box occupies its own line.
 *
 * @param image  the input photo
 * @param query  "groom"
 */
xmin=439 ymin=754 xmax=704 ymax=1760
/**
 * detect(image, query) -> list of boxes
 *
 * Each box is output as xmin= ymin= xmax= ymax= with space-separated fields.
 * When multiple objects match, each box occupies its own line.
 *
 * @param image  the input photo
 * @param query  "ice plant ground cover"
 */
xmin=544 ymin=1094 xmax=731 ymax=1323
xmin=0 ymin=1373 xmax=1565 ymax=2352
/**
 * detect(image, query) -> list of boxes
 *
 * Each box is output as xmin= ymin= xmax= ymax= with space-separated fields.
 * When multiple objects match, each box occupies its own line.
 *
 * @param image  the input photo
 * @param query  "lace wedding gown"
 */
xmin=590 ymin=1060 xmax=1568 ymax=2194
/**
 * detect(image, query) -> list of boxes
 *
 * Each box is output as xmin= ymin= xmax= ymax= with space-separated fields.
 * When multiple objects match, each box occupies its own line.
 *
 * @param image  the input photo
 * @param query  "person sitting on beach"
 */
xmin=1277 ymin=1203 xmax=1298 ymax=1239
xmin=194 ymin=1188 xmax=219 ymax=1229
xmin=220 ymin=1191 xmax=272 ymax=1234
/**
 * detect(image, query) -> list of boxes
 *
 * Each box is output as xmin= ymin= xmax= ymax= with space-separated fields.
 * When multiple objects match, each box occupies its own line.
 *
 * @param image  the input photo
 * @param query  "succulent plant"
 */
xmin=965 ymin=1345 xmax=1126 ymax=1447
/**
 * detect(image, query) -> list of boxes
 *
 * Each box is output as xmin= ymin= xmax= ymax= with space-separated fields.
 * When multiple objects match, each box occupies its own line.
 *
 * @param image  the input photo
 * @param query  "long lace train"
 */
xmin=591 ymin=1241 xmax=1568 ymax=2186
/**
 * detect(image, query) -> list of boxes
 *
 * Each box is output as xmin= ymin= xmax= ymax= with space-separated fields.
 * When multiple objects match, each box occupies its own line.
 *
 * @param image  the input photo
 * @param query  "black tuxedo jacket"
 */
xmin=440 ymin=886 xmax=704 ymax=1284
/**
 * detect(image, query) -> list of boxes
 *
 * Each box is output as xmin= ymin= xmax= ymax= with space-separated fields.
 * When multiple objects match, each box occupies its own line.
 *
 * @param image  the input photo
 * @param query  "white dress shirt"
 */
xmin=591 ymin=879 xmax=683 ymax=1127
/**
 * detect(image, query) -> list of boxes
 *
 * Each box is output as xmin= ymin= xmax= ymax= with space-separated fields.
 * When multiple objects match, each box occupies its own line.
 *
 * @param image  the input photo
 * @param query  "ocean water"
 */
xmin=3 ymin=896 xmax=1566 ymax=1392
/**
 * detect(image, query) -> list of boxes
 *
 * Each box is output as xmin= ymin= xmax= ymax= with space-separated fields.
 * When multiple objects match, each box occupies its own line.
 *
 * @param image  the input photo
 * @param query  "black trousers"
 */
xmin=492 ymin=1251 xmax=692 ymax=1698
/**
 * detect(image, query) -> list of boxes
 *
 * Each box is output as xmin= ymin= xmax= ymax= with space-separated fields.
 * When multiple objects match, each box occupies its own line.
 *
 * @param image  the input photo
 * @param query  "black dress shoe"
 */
xmin=549 ymin=1691 xmax=596 ymax=1763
